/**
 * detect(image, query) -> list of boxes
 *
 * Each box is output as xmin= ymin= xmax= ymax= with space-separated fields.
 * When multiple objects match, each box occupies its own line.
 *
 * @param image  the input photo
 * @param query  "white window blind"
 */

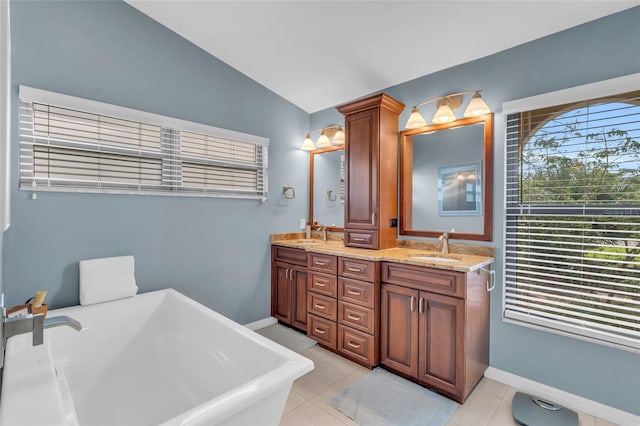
xmin=504 ymin=89 xmax=640 ymax=352
xmin=19 ymin=86 xmax=269 ymax=200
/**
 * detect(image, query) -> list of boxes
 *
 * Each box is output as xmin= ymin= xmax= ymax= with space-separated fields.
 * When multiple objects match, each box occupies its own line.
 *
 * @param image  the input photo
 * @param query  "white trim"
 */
xmin=0 ymin=0 xmax=11 ymax=231
xmin=18 ymin=85 xmax=269 ymax=147
xmin=485 ymin=366 xmax=640 ymax=426
xmin=243 ymin=316 xmax=277 ymax=331
xmin=502 ymin=72 xmax=640 ymax=115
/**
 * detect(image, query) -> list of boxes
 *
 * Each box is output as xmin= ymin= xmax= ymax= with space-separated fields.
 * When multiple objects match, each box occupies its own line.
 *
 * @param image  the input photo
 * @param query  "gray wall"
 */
xmin=311 ymin=6 xmax=640 ymax=415
xmin=7 ymin=0 xmax=310 ymax=324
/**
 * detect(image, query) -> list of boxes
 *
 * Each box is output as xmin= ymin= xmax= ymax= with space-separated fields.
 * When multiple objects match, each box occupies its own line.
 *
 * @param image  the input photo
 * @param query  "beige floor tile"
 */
xmin=283 ymin=390 xmax=307 ymax=415
xmin=476 ymin=378 xmax=510 ymax=399
xmin=579 ymin=412 xmax=596 ymax=426
xmin=502 ymin=386 xmax=518 ymax=402
xmin=280 ymin=401 xmax=347 ymax=426
xmin=310 ymin=369 xmax=371 ymax=426
xmin=488 ymin=399 xmax=518 ymax=426
xmin=293 ymin=348 xmax=364 ymax=399
xmin=595 ymin=417 xmax=620 ymax=426
xmin=449 ymin=387 xmax=502 ymax=426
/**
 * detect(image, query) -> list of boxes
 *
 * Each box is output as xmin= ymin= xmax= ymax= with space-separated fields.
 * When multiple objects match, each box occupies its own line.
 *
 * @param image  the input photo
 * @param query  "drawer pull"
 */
xmin=410 ymin=296 xmax=416 ymax=312
xmin=419 ymin=297 xmax=425 ymax=314
xmin=353 ymin=237 xmax=365 ymax=242
xmin=315 ymin=282 xmax=327 ymax=287
xmin=315 ymin=260 xmax=328 ymax=266
xmin=347 ymin=314 xmax=361 ymax=321
xmin=314 ymin=303 xmax=327 ymax=310
xmin=348 ymin=289 xmax=362 ymax=296
xmin=314 ymin=327 xmax=326 ymax=334
xmin=347 ymin=267 xmax=363 ymax=272
xmin=347 ymin=341 xmax=361 ymax=349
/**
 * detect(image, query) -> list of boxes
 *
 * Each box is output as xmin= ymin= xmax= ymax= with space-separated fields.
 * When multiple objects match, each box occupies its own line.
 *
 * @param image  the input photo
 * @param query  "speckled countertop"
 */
xmin=271 ymin=233 xmax=495 ymax=273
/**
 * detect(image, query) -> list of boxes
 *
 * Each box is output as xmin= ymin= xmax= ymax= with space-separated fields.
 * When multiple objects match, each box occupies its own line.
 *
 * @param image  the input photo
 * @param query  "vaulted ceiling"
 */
xmin=126 ymin=1 xmax=638 ymax=113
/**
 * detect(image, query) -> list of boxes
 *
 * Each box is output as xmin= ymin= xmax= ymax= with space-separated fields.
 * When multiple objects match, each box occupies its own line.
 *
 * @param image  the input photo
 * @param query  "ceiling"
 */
xmin=125 ymin=1 xmax=638 ymax=113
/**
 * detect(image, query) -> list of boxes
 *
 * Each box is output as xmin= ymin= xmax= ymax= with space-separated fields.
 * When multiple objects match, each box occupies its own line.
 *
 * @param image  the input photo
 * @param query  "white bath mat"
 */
xmin=255 ymin=323 xmax=317 ymax=353
xmin=329 ymin=367 xmax=458 ymax=426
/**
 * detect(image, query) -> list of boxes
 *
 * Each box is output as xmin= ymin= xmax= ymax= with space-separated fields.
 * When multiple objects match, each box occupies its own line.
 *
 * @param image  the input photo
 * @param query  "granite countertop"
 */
xmin=271 ymin=234 xmax=495 ymax=273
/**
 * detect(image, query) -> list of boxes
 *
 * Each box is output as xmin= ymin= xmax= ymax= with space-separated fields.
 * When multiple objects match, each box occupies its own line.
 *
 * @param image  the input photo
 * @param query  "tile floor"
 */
xmin=280 ymin=345 xmax=619 ymax=426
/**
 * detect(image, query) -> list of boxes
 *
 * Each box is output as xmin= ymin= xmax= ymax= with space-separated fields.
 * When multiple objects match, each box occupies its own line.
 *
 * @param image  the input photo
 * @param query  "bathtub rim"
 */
xmin=0 ymin=288 xmax=314 ymax=426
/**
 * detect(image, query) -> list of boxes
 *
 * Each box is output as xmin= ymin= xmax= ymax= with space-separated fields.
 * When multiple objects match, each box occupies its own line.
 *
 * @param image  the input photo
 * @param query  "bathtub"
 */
xmin=0 ymin=289 xmax=313 ymax=425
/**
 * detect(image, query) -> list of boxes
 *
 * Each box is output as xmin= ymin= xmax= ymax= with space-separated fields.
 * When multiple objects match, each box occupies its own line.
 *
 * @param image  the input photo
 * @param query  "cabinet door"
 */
xmin=344 ymin=108 xmax=379 ymax=230
xmin=291 ymin=267 xmax=308 ymax=331
xmin=418 ymin=291 xmax=464 ymax=398
xmin=271 ymin=262 xmax=291 ymax=324
xmin=380 ymin=284 xmax=418 ymax=377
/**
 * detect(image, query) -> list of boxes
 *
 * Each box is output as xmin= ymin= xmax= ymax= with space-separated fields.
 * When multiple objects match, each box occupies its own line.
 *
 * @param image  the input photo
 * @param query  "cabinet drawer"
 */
xmin=308 ymin=253 xmax=338 ymax=274
xmin=345 ymin=230 xmax=378 ymax=249
xmin=338 ymin=325 xmax=377 ymax=366
xmin=307 ymin=292 xmax=337 ymax=321
xmin=309 ymin=272 xmax=337 ymax=297
xmin=338 ymin=301 xmax=375 ymax=334
xmin=272 ymin=246 xmax=308 ymax=267
xmin=338 ymin=278 xmax=376 ymax=309
xmin=382 ymin=262 xmax=465 ymax=298
xmin=308 ymin=314 xmax=337 ymax=350
xmin=339 ymin=257 xmax=377 ymax=282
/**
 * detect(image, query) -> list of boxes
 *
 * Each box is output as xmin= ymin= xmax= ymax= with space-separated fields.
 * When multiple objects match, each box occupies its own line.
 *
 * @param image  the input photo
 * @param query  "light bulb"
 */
xmin=301 ymin=134 xmax=315 ymax=151
xmin=432 ymin=104 xmax=456 ymax=124
xmin=316 ymin=131 xmax=331 ymax=148
xmin=332 ymin=127 xmax=345 ymax=145
xmin=405 ymin=107 xmax=427 ymax=129
xmin=464 ymin=92 xmax=490 ymax=117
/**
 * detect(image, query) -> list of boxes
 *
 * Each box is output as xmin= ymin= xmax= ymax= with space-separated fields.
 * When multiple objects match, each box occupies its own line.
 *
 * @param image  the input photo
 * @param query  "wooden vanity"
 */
xmin=270 ymin=237 xmax=494 ymax=403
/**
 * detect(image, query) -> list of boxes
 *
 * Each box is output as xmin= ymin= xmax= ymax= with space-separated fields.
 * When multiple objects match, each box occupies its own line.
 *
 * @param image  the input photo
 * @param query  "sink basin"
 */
xmin=407 ymin=253 xmax=461 ymax=262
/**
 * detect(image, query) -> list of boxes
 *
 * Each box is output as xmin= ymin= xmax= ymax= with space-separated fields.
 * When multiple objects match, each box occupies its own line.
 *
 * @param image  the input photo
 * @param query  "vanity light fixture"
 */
xmin=404 ymin=90 xmax=490 ymax=129
xmin=301 ymin=125 xmax=345 ymax=151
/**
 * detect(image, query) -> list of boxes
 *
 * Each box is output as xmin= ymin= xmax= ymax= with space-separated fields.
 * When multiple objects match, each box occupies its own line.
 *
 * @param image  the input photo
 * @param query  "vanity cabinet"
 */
xmin=380 ymin=262 xmax=489 ymax=403
xmin=337 ymin=94 xmax=404 ymax=250
xmin=271 ymin=246 xmax=308 ymax=331
xmin=306 ymin=252 xmax=338 ymax=349
xmin=336 ymin=257 xmax=380 ymax=367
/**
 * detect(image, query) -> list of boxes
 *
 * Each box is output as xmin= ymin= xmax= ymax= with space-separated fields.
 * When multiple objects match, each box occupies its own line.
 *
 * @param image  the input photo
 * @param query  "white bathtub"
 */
xmin=0 ymin=289 xmax=313 ymax=425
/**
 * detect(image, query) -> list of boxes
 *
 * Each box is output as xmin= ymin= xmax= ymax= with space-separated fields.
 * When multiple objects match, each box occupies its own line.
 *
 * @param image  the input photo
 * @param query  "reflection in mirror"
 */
xmin=309 ymin=146 xmax=344 ymax=230
xmin=400 ymin=114 xmax=493 ymax=241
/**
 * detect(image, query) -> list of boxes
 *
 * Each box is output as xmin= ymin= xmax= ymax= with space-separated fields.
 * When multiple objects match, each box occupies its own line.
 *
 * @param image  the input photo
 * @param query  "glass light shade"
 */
xmin=316 ymin=132 xmax=331 ymax=148
xmin=405 ymin=107 xmax=427 ymax=129
xmin=432 ymin=104 xmax=456 ymax=124
xmin=301 ymin=134 xmax=315 ymax=151
xmin=332 ymin=127 xmax=345 ymax=145
xmin=463 ymin=92 xmax=490 ymax=117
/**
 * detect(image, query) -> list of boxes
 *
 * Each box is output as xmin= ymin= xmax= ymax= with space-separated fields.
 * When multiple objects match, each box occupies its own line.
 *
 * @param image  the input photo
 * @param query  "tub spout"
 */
xmin=44 ymin=315 xmax=82 ymax=332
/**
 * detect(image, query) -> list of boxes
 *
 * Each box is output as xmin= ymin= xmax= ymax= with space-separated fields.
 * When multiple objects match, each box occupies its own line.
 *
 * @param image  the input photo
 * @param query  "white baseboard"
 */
xmin=244 ymin=316 xmax=277 ymax=331
xmin=485 ymin=366 xmax=640 ymax=426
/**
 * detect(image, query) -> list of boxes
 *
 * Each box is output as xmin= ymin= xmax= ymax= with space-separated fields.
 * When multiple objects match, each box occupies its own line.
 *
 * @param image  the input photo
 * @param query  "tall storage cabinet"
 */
xmin=337 ymin=94 xmax=404 ymax=250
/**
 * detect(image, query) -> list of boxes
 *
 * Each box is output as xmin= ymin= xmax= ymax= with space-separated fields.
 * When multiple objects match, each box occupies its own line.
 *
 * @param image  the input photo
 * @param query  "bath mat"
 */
xmin=329 ymin=368 xmax=458 ymax=426
xmin=255 ymin=323 xmax=317 ymax=353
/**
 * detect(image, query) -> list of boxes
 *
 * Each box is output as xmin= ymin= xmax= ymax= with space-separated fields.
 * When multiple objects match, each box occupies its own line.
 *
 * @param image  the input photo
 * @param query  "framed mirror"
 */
xmin=399 ymin=114 xmax=493 ymax=241
xmin=309 ymin=146 xmax=344 ymax=231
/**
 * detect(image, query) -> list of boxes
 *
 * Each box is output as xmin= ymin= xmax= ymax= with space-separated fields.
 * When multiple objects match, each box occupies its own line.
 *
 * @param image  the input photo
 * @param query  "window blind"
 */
xmin=504 ymin=90 xmax=640 ymax=352
xmin=19 ymin=86 xmax=269 ymax=200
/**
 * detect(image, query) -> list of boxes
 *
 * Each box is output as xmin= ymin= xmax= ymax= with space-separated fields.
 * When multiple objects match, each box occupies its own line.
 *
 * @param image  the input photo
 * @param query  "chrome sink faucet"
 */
xmin=317 ymin=224 xmax=328 ymax=241
xmin=439 ymin=232 xmax=450 ymax=254
xmin=1 ymin=314 xmax=82 ymax=367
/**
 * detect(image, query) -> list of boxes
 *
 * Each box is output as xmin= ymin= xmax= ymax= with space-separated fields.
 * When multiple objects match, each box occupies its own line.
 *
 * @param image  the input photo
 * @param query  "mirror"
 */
xmin=309 ymin=146 xmax=344 ymax=230
xmin=400 ymin=114 xmax=493 ymax=241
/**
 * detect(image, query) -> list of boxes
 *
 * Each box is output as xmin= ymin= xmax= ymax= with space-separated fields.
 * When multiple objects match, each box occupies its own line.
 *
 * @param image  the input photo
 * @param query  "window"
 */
xmin=504 ymin=79 xmax=640 ymax=352
xmin=19 ymin=86 xmax=268 ymax=200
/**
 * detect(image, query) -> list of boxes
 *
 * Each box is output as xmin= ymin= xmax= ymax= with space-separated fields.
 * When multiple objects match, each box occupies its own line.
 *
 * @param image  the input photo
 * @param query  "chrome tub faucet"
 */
xmin=1 ymin=314 xmax=82 ymax=367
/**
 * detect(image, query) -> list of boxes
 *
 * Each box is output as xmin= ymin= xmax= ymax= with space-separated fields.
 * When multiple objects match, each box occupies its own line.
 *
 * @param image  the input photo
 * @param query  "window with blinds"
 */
xmin=19 ymin=86 xmax=268 ymax=200
xmin=505 ymin=89 xmax=640 ymax=352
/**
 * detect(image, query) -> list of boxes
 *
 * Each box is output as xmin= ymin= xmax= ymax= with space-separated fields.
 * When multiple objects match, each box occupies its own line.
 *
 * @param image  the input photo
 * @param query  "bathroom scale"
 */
xmin=512 ymin=392 xmax=578 ymax=426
